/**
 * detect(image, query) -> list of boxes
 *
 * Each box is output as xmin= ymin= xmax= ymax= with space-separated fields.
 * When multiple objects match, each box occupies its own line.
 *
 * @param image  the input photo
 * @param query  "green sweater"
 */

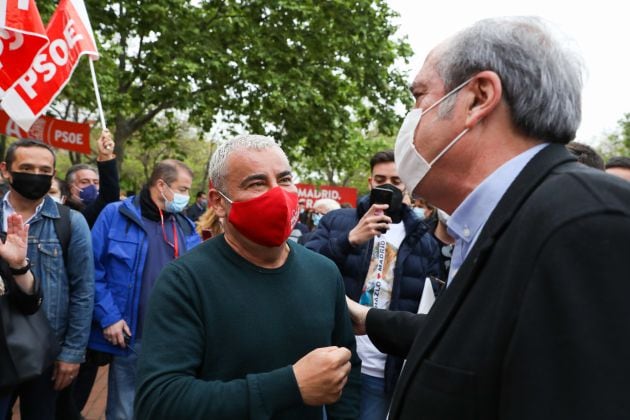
xmin=135 ymin=235 xmax=361 ymax=420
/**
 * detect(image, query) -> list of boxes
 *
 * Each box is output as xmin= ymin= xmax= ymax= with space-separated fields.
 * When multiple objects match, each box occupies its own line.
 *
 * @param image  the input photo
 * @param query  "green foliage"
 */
xmin=119 ymin=123 xmax=215 ymax=194
xmin=43 ymin=0 xmax=412 ymax=183
xmin=598 ymin=113 xmax=630 ymax=160
xmin=294 ymin=130 xmax=394 ymax=189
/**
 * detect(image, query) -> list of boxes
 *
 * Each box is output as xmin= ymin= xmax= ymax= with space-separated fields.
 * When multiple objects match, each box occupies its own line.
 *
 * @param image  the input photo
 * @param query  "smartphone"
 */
xmin=369 ymin=187 xmax=393 ymax=233
xmin=369 ymin=187 xmax=393 ymax=207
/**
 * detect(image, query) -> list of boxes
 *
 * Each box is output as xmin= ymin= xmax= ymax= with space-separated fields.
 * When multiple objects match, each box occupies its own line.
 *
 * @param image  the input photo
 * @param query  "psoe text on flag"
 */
xmin=1 ymin=0 xmax=97 ymax=132
xmin=0 ymin=0 xmax=49 ymax=95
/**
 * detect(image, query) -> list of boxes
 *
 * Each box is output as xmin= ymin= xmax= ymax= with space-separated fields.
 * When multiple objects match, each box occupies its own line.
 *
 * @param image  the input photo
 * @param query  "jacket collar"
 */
xmin=1 ymin=193 xmax=60 ymax=221
xmin=388 ymin=143 xmax=576 ymax=418
xmin=119 ymin=194 xmax=196 ymax=237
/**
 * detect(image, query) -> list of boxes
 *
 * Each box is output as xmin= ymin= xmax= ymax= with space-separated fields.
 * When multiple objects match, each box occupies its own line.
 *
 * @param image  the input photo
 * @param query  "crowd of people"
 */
xmin=1 ymin=14 xmax=630 ymax=420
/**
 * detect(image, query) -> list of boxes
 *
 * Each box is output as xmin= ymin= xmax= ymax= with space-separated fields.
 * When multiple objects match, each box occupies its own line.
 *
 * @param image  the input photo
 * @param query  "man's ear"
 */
xmin=0 ymin=162 xmax=9 ymax=180
xmin=209 ymin=189 xmax=227 ymax=218
xmin=464 ymin=71 xmax=502 ymax=129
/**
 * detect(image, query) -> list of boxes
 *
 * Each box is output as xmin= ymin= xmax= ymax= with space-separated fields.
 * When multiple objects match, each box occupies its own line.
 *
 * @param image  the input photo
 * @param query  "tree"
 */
xmin=598 ymin=113 xmax=630 ymax=159
xmin=41 ymin=0 xmax=412 ymax=174
xmin=294 ymin=130 xmax=393 ymax=188
xmin=118 ymin=122 xmax=215 ymax=194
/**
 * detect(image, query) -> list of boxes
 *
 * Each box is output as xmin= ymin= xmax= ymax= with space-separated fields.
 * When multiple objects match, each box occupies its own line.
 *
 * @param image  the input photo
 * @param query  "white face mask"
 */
xmin=395 ymin=78 xmax=473 ymax=195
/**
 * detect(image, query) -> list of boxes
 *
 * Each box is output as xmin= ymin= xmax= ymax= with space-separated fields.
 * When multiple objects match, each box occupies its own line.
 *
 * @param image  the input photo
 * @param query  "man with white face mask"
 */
xmin=346 ymin=16 xmax=630 ymax=419
xmin=87 ymin=159 xmax=201 ymax=419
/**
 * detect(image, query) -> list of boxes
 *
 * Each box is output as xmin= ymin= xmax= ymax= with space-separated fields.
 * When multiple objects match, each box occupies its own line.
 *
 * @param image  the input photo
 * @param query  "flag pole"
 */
xmin=89 ymin=58 xmax=107 ymax=129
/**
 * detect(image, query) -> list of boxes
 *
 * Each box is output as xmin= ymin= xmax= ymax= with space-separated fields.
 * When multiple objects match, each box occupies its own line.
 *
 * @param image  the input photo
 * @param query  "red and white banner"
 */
xmin=0 ymin=0 xmax=49 ymax=95
xmin=0 ymin=109 xmax=91 ymax=154
xmin=296 ymin=183 xmax=358 ymax=209
xmin=1 ymin=0 xmax=98 ymax=132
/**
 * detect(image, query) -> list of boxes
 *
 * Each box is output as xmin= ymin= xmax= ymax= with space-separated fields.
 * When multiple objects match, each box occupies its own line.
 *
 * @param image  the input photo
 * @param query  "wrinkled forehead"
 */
xmin=226 ymin=146 xmax=291 ymax=178
xmin=75 ymin=169 xmax=98 ymax=180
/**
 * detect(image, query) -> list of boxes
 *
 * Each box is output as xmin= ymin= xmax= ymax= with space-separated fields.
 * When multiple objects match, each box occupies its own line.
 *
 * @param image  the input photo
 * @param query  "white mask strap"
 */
xmin=423 ymin=77 xmax=474 ymax=115
xmin=429 ymin=127 xmax=469 ymax=166
xmin=217 ymin=190 xmax=233 ymax=204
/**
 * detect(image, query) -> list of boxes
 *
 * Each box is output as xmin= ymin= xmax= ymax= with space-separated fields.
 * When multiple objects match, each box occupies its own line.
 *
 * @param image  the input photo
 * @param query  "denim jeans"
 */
xmin=107 ymin=341 xmax=141 ymax=420
xmin=359 ymin=373 xmax=391 ymax=420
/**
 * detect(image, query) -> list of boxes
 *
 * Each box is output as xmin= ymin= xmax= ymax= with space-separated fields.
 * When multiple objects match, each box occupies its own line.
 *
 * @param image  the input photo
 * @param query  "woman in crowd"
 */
xmin=196 ymin=206 xmax=223 ymax=240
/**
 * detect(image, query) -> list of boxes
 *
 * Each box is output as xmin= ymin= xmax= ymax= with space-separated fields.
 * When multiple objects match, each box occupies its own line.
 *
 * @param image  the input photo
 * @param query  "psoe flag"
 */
xmin=0 ymin=0 xmax=49 ymax=96
xmin=1 ymin=0 xmax=98 ymax=132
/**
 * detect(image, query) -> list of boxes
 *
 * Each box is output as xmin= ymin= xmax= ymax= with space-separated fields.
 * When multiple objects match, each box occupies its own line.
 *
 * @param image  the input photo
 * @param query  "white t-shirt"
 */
xmin=356 ymin=222 xmax=405 ymax=377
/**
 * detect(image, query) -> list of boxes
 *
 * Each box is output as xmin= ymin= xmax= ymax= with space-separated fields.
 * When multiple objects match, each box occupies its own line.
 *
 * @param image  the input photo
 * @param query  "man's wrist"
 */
xmin=9 ymin=258 xmax=31 ymax=275
xmin=348 ymin=230 xmax=358 ymax=247
xmin=97 ymin=154 xmax=115 ymax=162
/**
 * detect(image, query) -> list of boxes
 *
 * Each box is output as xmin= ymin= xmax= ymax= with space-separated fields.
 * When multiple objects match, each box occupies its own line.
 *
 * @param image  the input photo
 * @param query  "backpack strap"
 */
xmin=53 ymin=203 xmax=72 ymax=267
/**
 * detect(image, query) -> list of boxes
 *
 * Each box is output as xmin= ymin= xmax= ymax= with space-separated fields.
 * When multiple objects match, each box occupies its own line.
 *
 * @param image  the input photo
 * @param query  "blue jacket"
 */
xmin=1 ymin=194 xmax=94 ymax=364
xmin=88 ymin=195 xmax=201 ymax=356
xmin=305 ymin=195 xmax=441 ymax=392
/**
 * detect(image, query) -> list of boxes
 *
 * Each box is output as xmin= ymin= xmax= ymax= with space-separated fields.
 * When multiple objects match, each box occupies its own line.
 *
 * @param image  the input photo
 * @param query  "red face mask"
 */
xmin=219 ymin=186 xmax=299 ymax=247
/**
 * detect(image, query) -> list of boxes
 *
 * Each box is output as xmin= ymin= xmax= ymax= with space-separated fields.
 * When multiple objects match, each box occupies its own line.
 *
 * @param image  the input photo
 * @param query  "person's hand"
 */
xmin=96 ymin=129 xmax=115 ymax=161
xmin=52 ymin=360 xmax=80 ymax=391
xmin=348 ymin=204 xmax=391 ymax=246
xmin=103 ymin=319 xmax=131 ymax=348
xmin=346 ymin=296 xmax=369 ymax=335
xmin=0 ymin=214 xmax=28 ymax=268
xmin=293 ymin=346 xmax=352 ymax=406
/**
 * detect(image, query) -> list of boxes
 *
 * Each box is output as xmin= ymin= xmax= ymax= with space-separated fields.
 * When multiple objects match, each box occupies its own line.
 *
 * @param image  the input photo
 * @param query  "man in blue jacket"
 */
xmin=88 ymin=159 xmax=201 ymax=419
xmin=305 ymin=150 xmax=441 ymax=420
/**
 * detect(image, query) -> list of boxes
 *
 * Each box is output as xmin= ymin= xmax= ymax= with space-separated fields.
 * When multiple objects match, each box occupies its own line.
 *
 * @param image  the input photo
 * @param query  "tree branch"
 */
xmin=129 ymin=101 xmax=173 ymax=132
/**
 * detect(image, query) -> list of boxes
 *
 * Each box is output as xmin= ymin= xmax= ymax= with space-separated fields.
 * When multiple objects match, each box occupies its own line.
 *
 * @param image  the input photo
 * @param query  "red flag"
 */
xmin=1 ymin=0 xmax=98 ymax=131
xmin=0 ymin=0 xmax=49 ymax=95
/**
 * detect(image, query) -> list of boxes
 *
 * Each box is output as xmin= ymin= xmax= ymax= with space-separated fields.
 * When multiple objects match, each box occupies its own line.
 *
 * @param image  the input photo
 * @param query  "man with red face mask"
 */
xmin=135 ymin=134 xmax=360 ymax=420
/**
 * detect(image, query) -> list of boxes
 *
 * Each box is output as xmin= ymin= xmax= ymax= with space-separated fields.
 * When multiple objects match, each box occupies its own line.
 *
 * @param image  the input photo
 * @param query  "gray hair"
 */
xmin=435 ymin=16 xmax=584 ymax=143
xmin=66 ymin=163 xmax=97 ymax=184
xmin=208 ymin=134 xmax=286 ymax=190
xmin=313 ymin=198 xmax=341 ymax=213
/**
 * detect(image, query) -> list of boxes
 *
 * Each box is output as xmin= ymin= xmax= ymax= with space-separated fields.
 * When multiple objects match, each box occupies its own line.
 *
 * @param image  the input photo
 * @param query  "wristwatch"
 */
xmin=9 ymin=258 xmax=31 ymax=275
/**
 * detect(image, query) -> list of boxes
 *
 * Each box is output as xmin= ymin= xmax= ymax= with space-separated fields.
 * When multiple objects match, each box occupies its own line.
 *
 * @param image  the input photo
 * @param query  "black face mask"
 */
xmin=378 ymin=183 xmax=404 ymax=223
xmin=10 ymin=171 xmax=53 ymax=201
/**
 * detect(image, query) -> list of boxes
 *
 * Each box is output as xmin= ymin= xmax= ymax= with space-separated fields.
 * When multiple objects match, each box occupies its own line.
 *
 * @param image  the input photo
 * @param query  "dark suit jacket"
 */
xmin=366 ymin=144 xmax=630 ymax=419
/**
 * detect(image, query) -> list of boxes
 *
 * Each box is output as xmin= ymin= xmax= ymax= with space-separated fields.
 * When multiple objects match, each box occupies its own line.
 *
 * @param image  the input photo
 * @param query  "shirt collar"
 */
xmin=447 ymin=143 xmax=548 ymax=245
xmin=3 ymin=191 xmax=47 ymax=230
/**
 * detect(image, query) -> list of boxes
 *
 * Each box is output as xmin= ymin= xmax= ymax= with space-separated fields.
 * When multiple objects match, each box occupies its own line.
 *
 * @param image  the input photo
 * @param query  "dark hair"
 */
xmin=606 ymin=156 xmax=630 ymax=170
xmin=66 ymin=163 xmax=98 ymax=184
xmin=4 ymin=139 xmax=56 ymax=170
xmin=148 ymin=159 xmax=193 ymax=187
xmin=52 ymin=177 xmax=70 ymax=200
xmin=369 ymin=150 xmax=395 ymax=172
xmin=565 ymin=142 xmax=604 ymax=170
xmin=196 ymin=191 xmax=206 ymax=199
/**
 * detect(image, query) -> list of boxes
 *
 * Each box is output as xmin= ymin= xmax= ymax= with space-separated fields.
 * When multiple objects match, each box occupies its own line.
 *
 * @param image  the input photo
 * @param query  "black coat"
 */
xmin=366 ymin=144 xmax=630 ymax=419
xmin=306 ymin=196 xmax=442 ymax=392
